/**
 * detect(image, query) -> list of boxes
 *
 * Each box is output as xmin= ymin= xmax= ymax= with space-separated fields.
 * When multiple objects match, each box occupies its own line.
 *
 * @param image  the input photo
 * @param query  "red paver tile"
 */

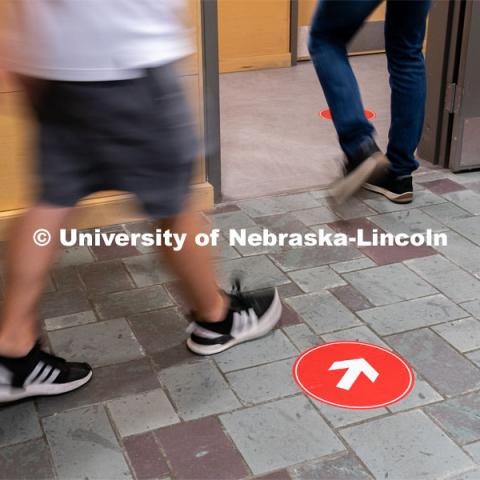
xmin=277 ymin=302 xmax=303 ymax=328
xmin=88 ymin=226 xmax=140 ymax=261
xmin=418 ymin=179 xmax=466 ymax=194
xmin=124 ymin=432 xmax=169 ymax=480
xmin=360 ymin=243 xmax=437 ymax=265
xmin=155 ymin=416 xmax=248 ymax=480
xmin=328 ymin=217 xmax=379 ymax=243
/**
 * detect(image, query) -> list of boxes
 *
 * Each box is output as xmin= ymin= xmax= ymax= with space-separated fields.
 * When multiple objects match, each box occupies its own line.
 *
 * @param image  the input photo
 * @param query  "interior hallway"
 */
xmin=220 ymin=54 xmax=391 ymax=200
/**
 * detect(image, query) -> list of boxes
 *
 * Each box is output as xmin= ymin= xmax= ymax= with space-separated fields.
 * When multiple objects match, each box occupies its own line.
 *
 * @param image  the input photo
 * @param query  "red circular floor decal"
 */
xmin=293 ymin=341 xmax=414 ymax=410
xmin=319 ymin=109 xmax=376 ymax=120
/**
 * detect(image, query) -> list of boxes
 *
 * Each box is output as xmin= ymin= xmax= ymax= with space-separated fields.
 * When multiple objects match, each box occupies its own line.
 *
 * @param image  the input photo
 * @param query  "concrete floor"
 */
xmin=220 ymin=54 xmax=391 ymax=200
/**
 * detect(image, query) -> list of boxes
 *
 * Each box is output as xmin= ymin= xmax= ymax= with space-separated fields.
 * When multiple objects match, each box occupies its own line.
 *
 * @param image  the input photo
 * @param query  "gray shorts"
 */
xmin=28 ymin=63 xmax=197 ymax=218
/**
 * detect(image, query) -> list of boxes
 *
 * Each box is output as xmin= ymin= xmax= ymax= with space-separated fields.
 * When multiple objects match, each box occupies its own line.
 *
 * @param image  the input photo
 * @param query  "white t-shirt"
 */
xmin=2 ymin=0 xmax=194 ymax=81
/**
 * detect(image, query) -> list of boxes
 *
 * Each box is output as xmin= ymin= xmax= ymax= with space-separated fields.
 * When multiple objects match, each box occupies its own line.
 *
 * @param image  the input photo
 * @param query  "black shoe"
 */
xmin=186 ymin=280 xmax=282 ymax=355
xmin=0 ymin=342 xmax=92 ymax=403
xmin=364 ymin=171 xmax=414 ymax=203
xmin=329 ymin=139 xmax=390 ymax=205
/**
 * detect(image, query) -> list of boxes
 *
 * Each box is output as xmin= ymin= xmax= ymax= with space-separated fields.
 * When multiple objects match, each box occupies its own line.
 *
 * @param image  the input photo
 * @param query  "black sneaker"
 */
xmin=364 ymin=171 xmax=413 ymax=203
xmin=186 ymin=281 xmax=282 ymax=355
xmin=329 ymin=139 xmax=390 ymax=205
xmin=0 ymin=342 xmax=92 ymax=403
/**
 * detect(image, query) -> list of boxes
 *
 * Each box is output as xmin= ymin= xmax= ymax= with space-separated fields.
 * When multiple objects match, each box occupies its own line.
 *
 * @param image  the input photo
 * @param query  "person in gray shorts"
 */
xmin=0 ymin=0 xmax=282 ymax=403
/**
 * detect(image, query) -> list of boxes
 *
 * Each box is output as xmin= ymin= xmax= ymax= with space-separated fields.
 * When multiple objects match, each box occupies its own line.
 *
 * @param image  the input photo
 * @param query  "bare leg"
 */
xmin=0 ymin=204 xmax=72 ymax=357
xmin=158 ymin=204 xmax=228 ymax=323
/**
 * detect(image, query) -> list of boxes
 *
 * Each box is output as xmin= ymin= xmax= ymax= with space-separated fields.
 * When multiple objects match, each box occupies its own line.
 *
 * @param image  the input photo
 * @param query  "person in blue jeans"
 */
xmin=309 ymin=0 xmax=431 ymax=204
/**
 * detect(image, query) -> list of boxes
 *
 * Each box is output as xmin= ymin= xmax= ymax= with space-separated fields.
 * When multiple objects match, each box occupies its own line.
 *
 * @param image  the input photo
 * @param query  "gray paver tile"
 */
xmin=286 ymin=291 xmax=361 ymax=334
xmin=388 ymin=375 xmax=443 ymax=412
xmin=289 ymin=266 xmax=346 ymax=292
xmin=330 ymin=257 xmax=376 ymax=273
xmin=48 ymin=318 xmax=144 ymax=368
xmin=448 ymin=469 xmax=480 ymax=480
xmin=467 ymin=349 xmax=480 ymax=367
xmin=40 ymin=289 xmax=90 ymax=320
xmin=238 ymin=193 xmax=320 ymax=217
xmin=37 ymin=359 xmax=159 ymax=418
xmin=330 ymin=285 xmax=374 ymax=312
xmin=55 ymin=246 xmax=95 ymax=267
xmin=271 ymin=244 xmax=363 ymax=272
xmin=387 ymin=329 xmax=480 ymax=396
xmin=433 ymin=318 xmax=480 ymax=352
xmin=93 ymin=285 xmax=172 ymax=320
xmin=215 ymin=329 xmax=298 ymax=372
xmin=449 ymin=217 xmax=480 ymax=246
xmin=227 ymin=226 xmax=285 ymax=256
xmin=344 ymin=263 xmax=437 ymax=306
xmin=425 ymin=392 xmax=480 ymax=445
xmin=0 ymin=439 xmax=55 ymax=480
xmin=358 ymin=294 xmax=467 ymax=335
xmin=43 ymin=405 xmax=131 ymax=480
xmin=226 ymin=358 xmax=297 ymax=405
xmin=405 ymin=255 xmax=480 ymax=303
xmin=461 ymin=300 xmax=480 ymax=319
xmin=312 ymin=399 xmax=387 ymax=428
xmin=217 ymin=255 xmax=289 ymax=292
xmin=443 ymin=190 xmax=480 ymax=215
xmin=330 ymin=198 xmax=376 ymax=220
xmin=364 ymin=189 xmax=446 ymax=213
xmin=369 ymin=209 xmax=447 ymax=235
xmin=283 ymin=324 xmax=321 ymax=351
xmin=51 ymin=266 xmax=85 ymax=292
xmin=321 ymin=325 xmax=389 ymax=348
xmin=453 ymin=172 xmax=480 ymax=184
xmin=292 ymin=206 xmax=339 ymax=226
xmin=107 ymin=389 xmax=179 ymax=437
xmin=44 ymin=310 xmax=97 ymax=331
xmin=123 ymin=254 xmax=175 ymax=287
xmin=464 ymin=441 xmax=480 ymax=464
xmin=341 ymin=410 xmax=474 ymax=480
xmin=211 ymin=210 xmax=257 ymax=231
xmin=435 ymin=231 xmax=480 ymax=275
xmin=0 ymin=402 xmax=42 ymax=448
xmin=220 ymin=396 xmax=345 ymax=475
xmin=155 ymin=416 xmax=248 ymax=480
xmin=422 ymin=202 xmax=472 ymax=225
xmin=78 ymin=260 xmax=134 ymax=294
xmin=254 ymin=212 xmax=317 ymax=236
xmin=289 ymin=453 xmax=373 ymax=480
xmin=216 ymin=235 xmax=241 ymax=260
xmin=158 ymin=360 xmax=240 ymax=420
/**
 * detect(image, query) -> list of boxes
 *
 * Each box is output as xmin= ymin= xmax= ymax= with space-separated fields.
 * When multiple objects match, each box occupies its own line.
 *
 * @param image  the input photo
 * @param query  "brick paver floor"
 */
xmin=1 ymin=165 xmax=480 ymax=479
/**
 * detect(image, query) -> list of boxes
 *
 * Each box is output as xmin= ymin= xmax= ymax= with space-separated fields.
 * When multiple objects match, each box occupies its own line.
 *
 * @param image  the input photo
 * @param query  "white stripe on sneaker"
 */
xmin=0 ymin=365 xmax=12 ymax=385
xmin=31 ymin=365 xmax=53 ymax=385
xmin=24 ymin=361 xmax=45 ymax=386
xmin=43 ymin=368 xmax=61 ymax=385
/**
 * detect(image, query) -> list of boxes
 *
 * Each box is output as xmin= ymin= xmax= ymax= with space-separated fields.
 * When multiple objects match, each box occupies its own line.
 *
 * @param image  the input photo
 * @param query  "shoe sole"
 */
xmin=186 ymin=289 xmax=282 ymax=356
xmin=363 ymin=183 xmax=413 ymax=203
xmin=0 ymin=370 xmax=93 ymax=403
xmin=328 ymin=152 xmax=390 ymax=206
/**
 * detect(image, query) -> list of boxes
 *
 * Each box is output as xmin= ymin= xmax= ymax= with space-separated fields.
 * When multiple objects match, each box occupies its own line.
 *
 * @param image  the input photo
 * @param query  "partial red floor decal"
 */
xmin=293 ymin=341 xmax=414 ymax=410
xmin=319 ymin=109 xmax=376 ymax=120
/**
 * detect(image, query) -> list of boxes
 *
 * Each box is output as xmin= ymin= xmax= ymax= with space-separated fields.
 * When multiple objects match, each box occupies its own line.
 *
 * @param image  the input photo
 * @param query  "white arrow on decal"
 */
xmin=329 ymin=358 xmax=379 ymax=391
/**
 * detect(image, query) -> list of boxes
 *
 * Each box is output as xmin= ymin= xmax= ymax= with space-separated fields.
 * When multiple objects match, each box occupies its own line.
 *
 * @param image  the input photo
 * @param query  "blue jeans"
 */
xmin=309 ymin=0 xmax=431 ymax=176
